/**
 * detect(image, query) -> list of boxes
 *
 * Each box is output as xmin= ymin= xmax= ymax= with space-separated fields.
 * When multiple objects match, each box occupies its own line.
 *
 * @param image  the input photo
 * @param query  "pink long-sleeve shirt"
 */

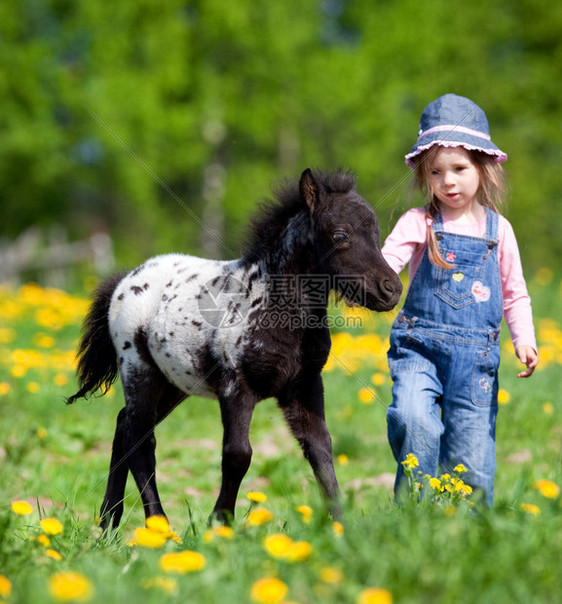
xmin=382 ymin=207 xmax=537 ymax=352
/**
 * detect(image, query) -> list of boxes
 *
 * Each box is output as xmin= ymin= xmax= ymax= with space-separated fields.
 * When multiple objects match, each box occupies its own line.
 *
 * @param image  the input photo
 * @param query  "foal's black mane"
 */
xmin=243 ymin=168 xmax=357 ymax=263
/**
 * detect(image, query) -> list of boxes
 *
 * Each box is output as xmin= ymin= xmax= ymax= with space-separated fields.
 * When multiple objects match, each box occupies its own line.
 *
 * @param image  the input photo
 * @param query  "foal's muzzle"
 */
xmin=365 ymin=274 xmax=403 ymax=312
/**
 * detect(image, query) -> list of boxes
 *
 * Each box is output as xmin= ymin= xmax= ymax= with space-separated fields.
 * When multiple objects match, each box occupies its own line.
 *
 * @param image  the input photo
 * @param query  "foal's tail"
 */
xmin=66 ymin=272 xmax=127 ymax=405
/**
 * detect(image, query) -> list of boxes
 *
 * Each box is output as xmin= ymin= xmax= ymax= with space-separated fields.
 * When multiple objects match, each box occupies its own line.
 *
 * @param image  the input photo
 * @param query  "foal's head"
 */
xmin=244 ymin=168 xmax=401 ymax=312
xmin=299 ymin=169 xmax=402 ymax=312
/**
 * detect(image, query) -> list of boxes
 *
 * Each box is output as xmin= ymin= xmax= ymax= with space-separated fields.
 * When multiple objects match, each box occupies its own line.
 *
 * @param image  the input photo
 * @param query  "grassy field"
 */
xmin=1 ymin=271 xmax=561 ymax=604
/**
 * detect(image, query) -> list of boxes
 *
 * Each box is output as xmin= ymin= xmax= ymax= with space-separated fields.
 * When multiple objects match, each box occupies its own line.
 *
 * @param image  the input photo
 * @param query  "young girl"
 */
xmin=382 ymin=94 xmax=538 ymax=505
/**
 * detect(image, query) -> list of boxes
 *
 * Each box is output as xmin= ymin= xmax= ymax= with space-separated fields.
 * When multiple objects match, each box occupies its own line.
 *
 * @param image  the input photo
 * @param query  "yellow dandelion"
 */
xmin=0 ymin=327 xmax=16 ymax=343
xmin=37 ymin=427 xmax=48 ymax=439
xmin=320 ymin=567 xmax=344 ymax=584
xmin=35 ymin=308 xmax=62 ymax=330
xmin=38 ymin=534 xmax=51 ymax=547
xmin=429 ymin=477 xmax=442 ymax=490
xmin=141 ymin=576 xmax=178 ymax=594
xmin=520 ymin=503 xmax=541 ymax=516
xmin=371 ymin=372 xmax=386 ymax=386
xmin=247 ymin=491 xmax=267 ymax=503
xmin=337 ymin=454 xmax=349 ymax=466
xmin=27 ymin=382 xmax=40 ymax=393
xmin=11 ymin=500 xmax=33 ymax=516
xmin=0 ymin=575 xmax=12 ymax=599
xmin=497 ymin=389 xmax=510 ymax=405
xmin=534 ymin=479 xmax=560 ymax=499
xmin=34 ymin=333 xmax=56 ymax=348
xmin=263 ymin=534 xmax=293 ymax=558
xmin=358 ymin=387 xmax=374 ymax=404
xmin=285 ymin=540 xmax=312 ymax=562
xmin=159 ymin=551 xmax=206 ymax=574
xmin=54 ymin=373 xmax=69 ymax=387
xmin=250 ymin=577 xmax=288 ymax=604
xmin=332 ymin=521 xmax=344 ymax=537
xmin=454 ymin=481 xmax=473 ymax=496
xmin=12 ymin=365 xmax=26 ymax=378
xmin=0 ymin=382 xmax=11 ymax=396
xmin=40 ymin=518 xmax=63 ymax=535
xmin=203 ymin=525 xmax=235 ymax=542
xmin=146 ymin=515 xmax=170 ymax=533
xmin=48 ymin=571 xmax=93 ymax=602
xmin=46 ymin=549 xmax=63 ymax=561
xmin=245 ymin=507 xmax=273 ymax=527
xmin=401 ymin=453 xmax=419 ymax=469
xmin=262 ymin=534 xmax=312 ymax=562
xmin=128 ymin=527 xmax=167 ymax=548
xmin=145 ymin=515 xmax=182 ymax=542
xmin=357 ymin=587 xmax=393 ymax=604
xmin=214 ymin=525 xmax=235 ymax=539
xmin=296 ymin=504 xmax=313 ymax=523
xmin=453 ymin=464 xmax=467 ymax=474
xmin=542 ymin=402 xmax=554 ymax=415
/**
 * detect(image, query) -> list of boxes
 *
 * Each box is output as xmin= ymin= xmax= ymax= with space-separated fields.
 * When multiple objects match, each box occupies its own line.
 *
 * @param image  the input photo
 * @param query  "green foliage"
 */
xmin=1 ymin=1 xmax=560 ymax=269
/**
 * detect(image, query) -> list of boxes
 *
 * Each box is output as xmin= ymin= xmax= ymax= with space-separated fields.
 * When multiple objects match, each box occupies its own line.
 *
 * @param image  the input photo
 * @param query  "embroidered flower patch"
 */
xmin=446 ymin=252 xmax=456 ymax=263
xmin=472 ymin=281 xmax=491 ymax=302
xmin=479 ymin=377 xmax=492 ymax=393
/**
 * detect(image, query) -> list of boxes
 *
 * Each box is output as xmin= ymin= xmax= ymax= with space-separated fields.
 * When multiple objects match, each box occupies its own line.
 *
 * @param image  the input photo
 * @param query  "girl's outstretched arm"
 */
xmin=516 ymin=345 xmax=539 ymax=378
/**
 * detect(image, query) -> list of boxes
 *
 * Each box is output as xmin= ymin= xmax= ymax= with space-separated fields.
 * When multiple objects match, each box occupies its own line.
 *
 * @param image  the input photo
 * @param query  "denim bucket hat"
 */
xmin=405 ymin=94 xmax=507 ymax=167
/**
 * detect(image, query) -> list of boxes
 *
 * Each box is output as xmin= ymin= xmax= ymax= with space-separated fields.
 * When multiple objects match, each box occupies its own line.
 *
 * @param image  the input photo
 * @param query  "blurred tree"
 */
xmin=0 ymin=0 xmax=560 ymax=270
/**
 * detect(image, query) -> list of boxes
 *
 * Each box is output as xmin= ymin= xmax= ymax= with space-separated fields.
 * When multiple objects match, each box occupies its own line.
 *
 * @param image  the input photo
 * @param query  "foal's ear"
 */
xmin=299 ymin=168 xmax=320 ymax=214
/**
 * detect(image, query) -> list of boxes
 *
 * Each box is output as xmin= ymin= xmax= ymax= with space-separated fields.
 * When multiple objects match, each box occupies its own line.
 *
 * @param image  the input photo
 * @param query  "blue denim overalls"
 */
xmin=387 ymin=208 xmax=502 ymax=505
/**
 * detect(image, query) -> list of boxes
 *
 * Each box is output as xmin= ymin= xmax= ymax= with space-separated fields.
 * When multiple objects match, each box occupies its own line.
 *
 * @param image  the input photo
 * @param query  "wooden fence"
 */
xmin=0 ymin=226 xmax=114 ymax=289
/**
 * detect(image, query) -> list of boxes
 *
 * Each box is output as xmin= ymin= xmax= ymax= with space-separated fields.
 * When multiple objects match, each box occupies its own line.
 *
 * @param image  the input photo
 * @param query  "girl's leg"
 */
xmin=387 ymin=360 xmax=444 ymax=498
xmin=440 ymin=345 xmax=500 ymax=506
xmin=440 ymin=406 xmax=497 ymax=505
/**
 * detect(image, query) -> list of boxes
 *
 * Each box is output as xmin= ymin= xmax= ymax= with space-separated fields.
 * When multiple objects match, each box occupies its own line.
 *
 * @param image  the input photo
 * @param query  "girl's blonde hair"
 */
xmin=413 ymin=147 xmax=507 ymax=268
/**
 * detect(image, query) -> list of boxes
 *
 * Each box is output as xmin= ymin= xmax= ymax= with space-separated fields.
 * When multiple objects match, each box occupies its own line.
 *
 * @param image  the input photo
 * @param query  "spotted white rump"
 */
xmin=109 ymin=253 xmax=266 ymax=397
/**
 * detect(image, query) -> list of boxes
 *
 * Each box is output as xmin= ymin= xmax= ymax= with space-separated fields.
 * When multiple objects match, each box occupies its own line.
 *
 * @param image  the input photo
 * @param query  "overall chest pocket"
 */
xmin=434 ymin=248 xmax=484 ymax=309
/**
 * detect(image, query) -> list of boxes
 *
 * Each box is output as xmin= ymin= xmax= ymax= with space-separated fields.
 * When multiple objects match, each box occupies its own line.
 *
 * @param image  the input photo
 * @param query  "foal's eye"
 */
xmin=332 ymin=231 xmax=349 ymax=245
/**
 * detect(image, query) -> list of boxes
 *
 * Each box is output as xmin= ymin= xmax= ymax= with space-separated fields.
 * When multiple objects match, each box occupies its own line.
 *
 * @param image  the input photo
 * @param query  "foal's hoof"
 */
xmin=329 ymin=499 xmax=343 ymax=522
xmin=209 ymin=508 xmax=234 ymax=526
xmin=98 ymin=512 xmax=122 ymax=536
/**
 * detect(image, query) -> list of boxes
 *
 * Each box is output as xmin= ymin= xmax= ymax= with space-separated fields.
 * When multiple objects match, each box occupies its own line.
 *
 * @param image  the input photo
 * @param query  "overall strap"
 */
xmin=431 ymin=211 xmax=444 ymax=235
xmin=484 ymin=208 xmax=499 ymax=245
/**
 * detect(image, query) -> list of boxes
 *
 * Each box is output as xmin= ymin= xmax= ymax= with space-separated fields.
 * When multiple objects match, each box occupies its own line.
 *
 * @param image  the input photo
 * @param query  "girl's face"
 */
xmin=427 ymin=147 xmax=481 ymax=217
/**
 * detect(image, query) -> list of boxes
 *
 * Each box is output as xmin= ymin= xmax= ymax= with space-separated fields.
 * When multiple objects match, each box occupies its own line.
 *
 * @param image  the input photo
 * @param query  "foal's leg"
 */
xmin=127 ymin=375 xmax=190 ymax=522
xmin=279 ymin=373 xmax=341 ymax=518
xmin=100 ymin=407 xmax=129 ymax=531
xmin=211 ymin=389 xmax=257 ymax=523
xmin=100 ymin=380 xmax=185 ymax=531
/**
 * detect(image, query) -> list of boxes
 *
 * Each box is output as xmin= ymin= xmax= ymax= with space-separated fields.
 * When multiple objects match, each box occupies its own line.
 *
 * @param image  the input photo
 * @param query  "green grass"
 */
xmin=1 ymin=276 xmax=561 ymax=603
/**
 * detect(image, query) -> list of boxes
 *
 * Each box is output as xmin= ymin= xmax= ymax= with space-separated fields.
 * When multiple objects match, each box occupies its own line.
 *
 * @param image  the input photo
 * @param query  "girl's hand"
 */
xmin=516 ymin=345 xmax=539 ymax=378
